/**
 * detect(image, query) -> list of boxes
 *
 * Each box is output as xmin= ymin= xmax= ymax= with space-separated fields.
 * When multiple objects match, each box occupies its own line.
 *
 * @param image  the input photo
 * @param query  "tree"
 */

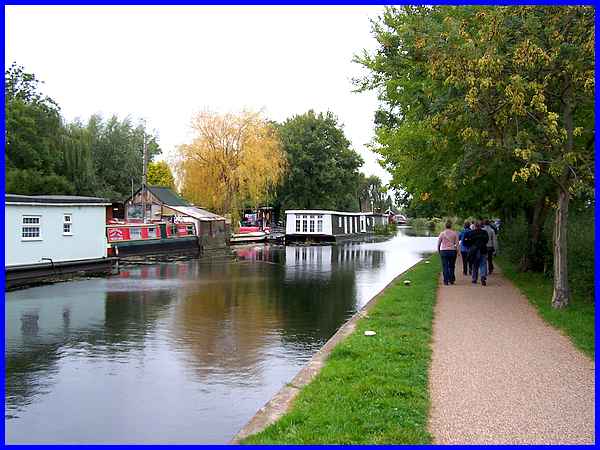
xmin=147 ymin=161 xmax=175 ymax=189
xmin=275 ymin=110 xmax=364 ymax=211
xmin=5 ymin=63 xmax=73 ymax=194
xmin=356 ymin=6 xmax=594 ymax=307
xmin=357 ymin=173 xmax=386 ymax=212
xmin=176 ymin=110 xmax=287 ymax=224
xmin=86 ymin=114 xmax=161 ymax=199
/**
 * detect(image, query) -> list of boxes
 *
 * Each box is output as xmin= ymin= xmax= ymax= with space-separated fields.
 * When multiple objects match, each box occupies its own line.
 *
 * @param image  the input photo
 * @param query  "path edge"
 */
xmin=230 ymin=256 xmax=431 ymax=444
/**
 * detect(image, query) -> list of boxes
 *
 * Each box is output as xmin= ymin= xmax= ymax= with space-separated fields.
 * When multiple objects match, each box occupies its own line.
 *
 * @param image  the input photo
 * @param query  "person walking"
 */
xmin=464 ymin=220 xmax=489 ymax=286
xmin=458 ymin=221 xmax=472 ymax=275
xmin=483 ymin=219 xmax=498 ymax=274
xmin=437 ymin=221 xmax=459 ymax=286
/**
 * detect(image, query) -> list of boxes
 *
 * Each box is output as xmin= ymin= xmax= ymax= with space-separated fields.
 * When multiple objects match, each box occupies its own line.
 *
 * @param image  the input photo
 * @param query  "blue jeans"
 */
xmin=471 ymin=250 xmax=488 ymax=283
xmin=440 ymin=250 xmax=457 ymax=284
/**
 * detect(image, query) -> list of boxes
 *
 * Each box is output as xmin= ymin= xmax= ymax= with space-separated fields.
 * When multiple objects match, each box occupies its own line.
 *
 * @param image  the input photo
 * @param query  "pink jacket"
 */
xmin=438 ymin=229 xmax=459 ymax=251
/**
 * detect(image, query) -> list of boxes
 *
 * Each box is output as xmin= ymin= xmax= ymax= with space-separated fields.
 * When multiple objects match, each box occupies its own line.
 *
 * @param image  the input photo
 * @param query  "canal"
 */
xmin=5 ymin=228 xmax=437 ymax=443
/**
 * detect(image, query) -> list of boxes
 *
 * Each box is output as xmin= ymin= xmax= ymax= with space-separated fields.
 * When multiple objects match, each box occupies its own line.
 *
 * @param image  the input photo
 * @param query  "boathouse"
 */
xmin=5 ymin=195 xmax=113 ymax=288
xmin=124 ymin=186 xmax=228 ymax=250
xmin=285 ymin=210 xmax=383 ymax=242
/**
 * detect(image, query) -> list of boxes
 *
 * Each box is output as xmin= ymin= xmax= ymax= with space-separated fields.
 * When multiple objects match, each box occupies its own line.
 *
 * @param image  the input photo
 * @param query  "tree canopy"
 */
xmin=176 ymin=110 xmax=286 ymax=223
xmin=275 ymin=110 xmax=364 ymax=212
xmin=5 ymin=63 xmax=162 ymax=199
xmin=355 ymin=6 xmax=594 ymax=307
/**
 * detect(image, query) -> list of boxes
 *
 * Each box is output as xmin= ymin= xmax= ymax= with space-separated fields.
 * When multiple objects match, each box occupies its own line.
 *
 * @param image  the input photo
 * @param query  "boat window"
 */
xmin=338 ymin=217 xmax=342 ymax=227
xmin=317 ymin=220 xmax=323 ymax=232
xmin=130 ymin=227 xmax=142 ymax=240
xmin=295 ymin=219 xmax=301 ymax=232
xmin=186 ymin=225 xmax=195 ymax=235
xmin=302 ymin=219 xmax=308 ymax=232
xmin=63 ymin=214 xmax=72 ymax=235
xmin=309 ymin=219 xmax=315 ymax=232
xmin=22 ymin=215 xmax=42 ymax=240
xmin=147 ymin=227 xmax=157 ymax=239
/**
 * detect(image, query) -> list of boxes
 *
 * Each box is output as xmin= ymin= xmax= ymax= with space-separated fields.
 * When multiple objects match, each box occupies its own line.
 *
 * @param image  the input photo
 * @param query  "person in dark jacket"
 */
xmin=458 ymin=221 xmax=472 ymax=275
xmin=463 ymin=220 xmax=489 ymax=285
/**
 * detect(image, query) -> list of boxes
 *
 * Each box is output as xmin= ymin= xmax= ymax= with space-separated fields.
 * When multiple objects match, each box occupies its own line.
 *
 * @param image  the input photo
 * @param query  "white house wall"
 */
xmin=5 ymin=204 xmax=107 ymax=267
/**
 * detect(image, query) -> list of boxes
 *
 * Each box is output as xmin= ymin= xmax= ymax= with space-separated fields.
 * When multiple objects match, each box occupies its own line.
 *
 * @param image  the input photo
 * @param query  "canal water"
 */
xmin=5 ymin=228 xmax=437 ymax=444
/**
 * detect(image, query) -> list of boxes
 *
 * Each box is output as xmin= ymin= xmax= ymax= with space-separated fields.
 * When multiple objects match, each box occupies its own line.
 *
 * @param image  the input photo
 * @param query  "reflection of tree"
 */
xmin=171 ymin=261 xmax=288 ymax=381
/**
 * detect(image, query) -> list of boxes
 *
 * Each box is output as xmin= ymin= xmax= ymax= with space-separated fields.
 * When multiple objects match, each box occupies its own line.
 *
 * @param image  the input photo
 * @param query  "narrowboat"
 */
xmin=106 ymin=221 xmax=200 ymax=257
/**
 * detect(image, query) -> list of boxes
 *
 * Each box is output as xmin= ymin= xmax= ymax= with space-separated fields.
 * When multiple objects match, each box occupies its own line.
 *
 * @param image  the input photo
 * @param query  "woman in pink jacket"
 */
xmin=438 ymin=220 xmax=459 ymax=285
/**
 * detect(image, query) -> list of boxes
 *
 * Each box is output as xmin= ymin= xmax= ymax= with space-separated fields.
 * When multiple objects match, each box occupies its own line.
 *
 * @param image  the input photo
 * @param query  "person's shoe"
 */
xmin=481 ymin=278 xmax=487 ymax=286
xmin=443 ymin=281 xmax=449 ymax=286
xmin=471 ymin=280 xmax=477 ymax=284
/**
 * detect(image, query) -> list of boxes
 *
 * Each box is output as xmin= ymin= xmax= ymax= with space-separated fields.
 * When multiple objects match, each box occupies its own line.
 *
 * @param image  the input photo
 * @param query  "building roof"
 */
xmin=168 ymin=205 xmax=225 ymax=221
xmin=144 ymin=186 xmax=190 ymax=206
xmin=6 ymin=194 xmax=110 ymax=205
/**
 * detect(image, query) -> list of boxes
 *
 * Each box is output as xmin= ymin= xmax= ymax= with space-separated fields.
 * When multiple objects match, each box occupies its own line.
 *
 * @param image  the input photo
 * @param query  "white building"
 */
xmin=285 ymin=210 xmax=388 ymax=242
xmin=5 ymin=195 xmax=110 ymax=268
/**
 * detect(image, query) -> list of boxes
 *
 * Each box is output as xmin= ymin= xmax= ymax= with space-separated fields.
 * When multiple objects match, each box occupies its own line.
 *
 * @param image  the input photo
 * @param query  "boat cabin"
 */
xmin=285 ymin=210 xmax=386 ymax=242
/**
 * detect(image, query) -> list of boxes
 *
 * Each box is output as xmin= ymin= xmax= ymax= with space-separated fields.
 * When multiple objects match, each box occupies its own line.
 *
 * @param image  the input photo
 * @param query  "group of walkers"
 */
xmin=437 ymin=218 xmax=498 ymax=286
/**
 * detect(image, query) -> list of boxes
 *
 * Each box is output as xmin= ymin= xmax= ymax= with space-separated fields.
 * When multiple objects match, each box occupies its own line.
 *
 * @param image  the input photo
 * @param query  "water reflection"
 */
xmin=5 ymin=229 xmax=437 ymax=443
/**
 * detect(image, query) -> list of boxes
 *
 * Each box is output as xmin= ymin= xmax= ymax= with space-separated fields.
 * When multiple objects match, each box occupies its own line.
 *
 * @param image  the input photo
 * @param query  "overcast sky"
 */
xmin=5 ymin=5 xmax=390 ymax=183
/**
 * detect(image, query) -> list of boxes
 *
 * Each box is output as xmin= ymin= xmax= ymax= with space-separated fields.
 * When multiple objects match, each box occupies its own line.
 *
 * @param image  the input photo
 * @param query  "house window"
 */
xmin=63 ymin=214 xmax=72 ymax=235
xmin=302 ymin=219 xmax=308 ymax=232
xmin=296 ymin=219 xmax=301 ymax=232
xmin=130 ymin=227 xmax=142 ymax=240
xmin=309 ymin=219 xmax=315 ymax=232
xmin=317 ymin=220 xmax=323 ymax=232
xmin=186 ymin=224 xmax=195 ymax=235
xmin=22 ymin=216 xmax=41 ymax=240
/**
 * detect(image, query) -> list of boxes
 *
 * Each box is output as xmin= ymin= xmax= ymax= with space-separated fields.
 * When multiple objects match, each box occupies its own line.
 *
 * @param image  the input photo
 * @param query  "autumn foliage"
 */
xmin=176 ymin=110 xmax=287 ymax=224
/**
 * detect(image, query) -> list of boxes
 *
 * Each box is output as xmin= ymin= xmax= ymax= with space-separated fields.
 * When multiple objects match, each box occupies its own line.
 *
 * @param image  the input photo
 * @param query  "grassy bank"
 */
xmin=242 ymin=256 xmax=441 ymax=444
xmin=497 ymin=255 xmax=595 ymax=359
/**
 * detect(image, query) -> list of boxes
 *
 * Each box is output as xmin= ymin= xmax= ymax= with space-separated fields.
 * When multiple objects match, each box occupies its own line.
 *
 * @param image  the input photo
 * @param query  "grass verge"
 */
xmin=241 ymin=255 xmax=441 ymax=444
xmin=496 ymin=255 xmax=594 ymax=359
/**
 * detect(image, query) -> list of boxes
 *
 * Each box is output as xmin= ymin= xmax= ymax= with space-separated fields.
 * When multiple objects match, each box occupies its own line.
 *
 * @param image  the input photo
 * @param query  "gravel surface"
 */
xmin=428 ymin=262 xmax=595 ymax=444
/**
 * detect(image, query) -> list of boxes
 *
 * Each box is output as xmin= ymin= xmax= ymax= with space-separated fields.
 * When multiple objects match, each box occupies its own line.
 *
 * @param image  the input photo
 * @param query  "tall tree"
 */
xmin=356 ymin=6 xmax=594 ymax=307
xmin=275 ymin=110 xmax=364 ymax=211
xmin=5 ymin=62 xmax=73 ymax=194
xmin=176 ymin=110 xmax=287 ymax=224
xmin=147 ymin=161 xmax=176 ymax=189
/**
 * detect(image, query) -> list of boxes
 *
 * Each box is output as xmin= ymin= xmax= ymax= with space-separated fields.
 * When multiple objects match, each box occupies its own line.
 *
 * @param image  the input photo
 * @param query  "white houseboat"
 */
xmin=284 ymin=210 xmax=388 ymax=243
xmin=5 ymin=194 xmax=114 ymax=288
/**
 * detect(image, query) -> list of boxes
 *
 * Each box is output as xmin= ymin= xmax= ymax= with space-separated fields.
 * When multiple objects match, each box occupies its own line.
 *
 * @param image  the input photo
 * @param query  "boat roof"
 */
xmin=6 ymin=194 xmax=111 ymax=205
xmin=285 ymin=209 xmax=387 ymax=216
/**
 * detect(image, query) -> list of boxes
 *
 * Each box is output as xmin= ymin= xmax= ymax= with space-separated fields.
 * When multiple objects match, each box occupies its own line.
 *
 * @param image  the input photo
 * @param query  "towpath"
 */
xmin=428 ymin=262 xmax=595 ymax=444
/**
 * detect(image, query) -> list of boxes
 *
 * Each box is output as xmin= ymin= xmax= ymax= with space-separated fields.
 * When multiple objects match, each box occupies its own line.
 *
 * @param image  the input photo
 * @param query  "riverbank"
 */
xmin=496 ymin=255 xmax=595 ymax=358
xmin=240 ymin=255 xmax=440 ymax=444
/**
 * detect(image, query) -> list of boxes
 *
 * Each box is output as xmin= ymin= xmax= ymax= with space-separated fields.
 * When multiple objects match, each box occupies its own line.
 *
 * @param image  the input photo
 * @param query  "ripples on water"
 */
xmin=5 ymin=229 xmax=437 ymax=443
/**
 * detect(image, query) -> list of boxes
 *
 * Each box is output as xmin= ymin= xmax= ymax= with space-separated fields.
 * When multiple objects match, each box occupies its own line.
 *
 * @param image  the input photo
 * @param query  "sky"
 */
xmin=5 ymin=5 xmax=390 ymax=183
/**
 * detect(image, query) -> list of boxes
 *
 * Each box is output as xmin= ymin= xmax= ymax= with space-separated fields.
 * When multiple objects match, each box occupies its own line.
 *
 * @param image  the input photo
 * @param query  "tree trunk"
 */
xmin=552 ymin=186 xmax=570 ymax=308
xmin=519 ymin=195 xmax=548 ymax=272
xmin=552 ymin=79 xmax=574 ymax=309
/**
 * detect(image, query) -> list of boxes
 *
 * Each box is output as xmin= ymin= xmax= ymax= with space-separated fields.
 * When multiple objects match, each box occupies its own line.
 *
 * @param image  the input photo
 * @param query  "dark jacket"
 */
xmin=463 ymin=228 xmax=489 ymax=255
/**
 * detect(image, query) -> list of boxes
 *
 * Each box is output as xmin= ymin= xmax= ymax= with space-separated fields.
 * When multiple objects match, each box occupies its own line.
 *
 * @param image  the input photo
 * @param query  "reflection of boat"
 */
xmin=395 ymin=214 xmax=408 ymax=225
xmin=230 ymin=226 xmax=268 ymax=244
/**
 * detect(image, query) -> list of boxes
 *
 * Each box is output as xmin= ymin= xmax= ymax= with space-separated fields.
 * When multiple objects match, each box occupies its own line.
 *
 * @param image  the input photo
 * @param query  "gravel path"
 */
xmin=428 ymin=261 xmax=595 ymax=444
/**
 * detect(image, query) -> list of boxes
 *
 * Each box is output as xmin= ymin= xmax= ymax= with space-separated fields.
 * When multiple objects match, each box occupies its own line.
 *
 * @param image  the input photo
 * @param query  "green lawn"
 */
xmin=242 ymin=256 xmax=441 ymax=444
xmin=497 ymin=256 xmax=595 ymax=359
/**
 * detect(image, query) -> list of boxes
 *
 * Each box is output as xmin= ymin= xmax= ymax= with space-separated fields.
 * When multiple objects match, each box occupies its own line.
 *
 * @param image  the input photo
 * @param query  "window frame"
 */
xmin=22 ymin=215 xmax=42 ymax=241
